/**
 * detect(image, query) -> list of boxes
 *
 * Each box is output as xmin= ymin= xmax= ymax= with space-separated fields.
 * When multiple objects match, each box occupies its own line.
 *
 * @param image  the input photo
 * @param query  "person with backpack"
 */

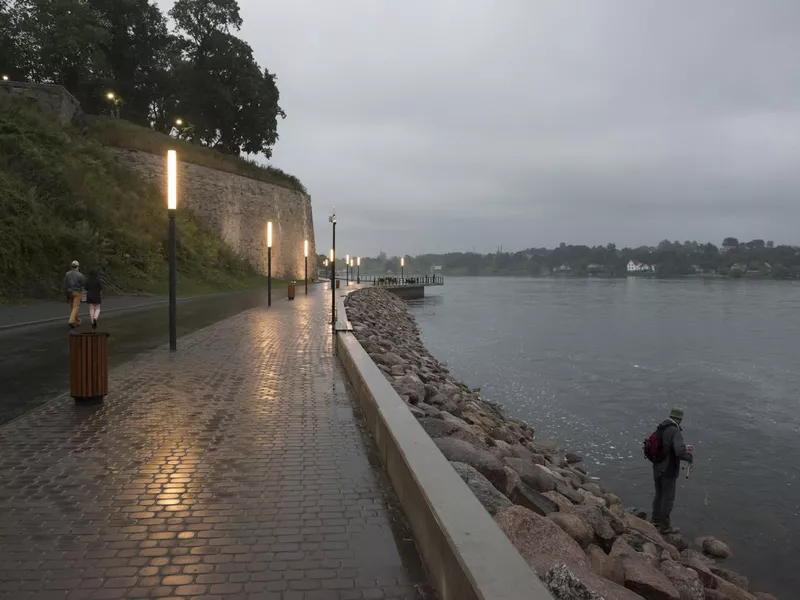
xmin=643 ymin=406 xmax=694 ymax=533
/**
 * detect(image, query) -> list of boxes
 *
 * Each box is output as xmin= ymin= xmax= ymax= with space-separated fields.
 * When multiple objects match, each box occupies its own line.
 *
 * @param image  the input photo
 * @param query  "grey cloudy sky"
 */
xmin=159 ymin=1 xmax=800 ymax=256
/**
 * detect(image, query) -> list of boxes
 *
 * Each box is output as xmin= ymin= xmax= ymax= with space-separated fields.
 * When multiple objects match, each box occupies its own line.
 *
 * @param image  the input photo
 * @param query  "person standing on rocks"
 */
xmin=63 ymin=260 xmax=85 ymax=328
xmin=651 ymin=406 xmax=694 ymax=534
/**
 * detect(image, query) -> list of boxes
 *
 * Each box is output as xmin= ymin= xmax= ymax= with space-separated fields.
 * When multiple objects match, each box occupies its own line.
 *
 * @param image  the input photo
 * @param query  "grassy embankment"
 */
xmin=0 ymin=95 xmax=302 ymax=301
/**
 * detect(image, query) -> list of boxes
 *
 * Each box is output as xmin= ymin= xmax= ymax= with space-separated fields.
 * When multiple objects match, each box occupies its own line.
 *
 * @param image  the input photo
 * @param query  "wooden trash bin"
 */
xmin=69 ymin=332 xmax=110 ymax=402
xmin=288 ymin=283 xmax=296 ymax=300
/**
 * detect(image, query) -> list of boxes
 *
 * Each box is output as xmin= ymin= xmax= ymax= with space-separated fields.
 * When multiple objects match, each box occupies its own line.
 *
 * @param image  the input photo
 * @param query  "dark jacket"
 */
xmin=85 ymin=277 xmax=102 ymax=304
xmin=653 ymin=419 xmax=693 ymax=478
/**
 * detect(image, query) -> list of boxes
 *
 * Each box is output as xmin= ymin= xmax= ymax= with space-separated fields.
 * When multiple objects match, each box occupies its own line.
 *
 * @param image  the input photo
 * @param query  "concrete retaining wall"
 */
xmin=335 ymin=293 xmax=553 ymax=600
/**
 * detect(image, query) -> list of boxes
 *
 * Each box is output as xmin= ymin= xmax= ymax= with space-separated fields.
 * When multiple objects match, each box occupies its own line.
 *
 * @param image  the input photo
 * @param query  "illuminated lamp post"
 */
xmin=304 ymin=239 xmax=309 ymax=295
xmin=267 ymin=221 xmax=273 ymax=307
xmin=167 ymin=150 xmax=178 ymax=351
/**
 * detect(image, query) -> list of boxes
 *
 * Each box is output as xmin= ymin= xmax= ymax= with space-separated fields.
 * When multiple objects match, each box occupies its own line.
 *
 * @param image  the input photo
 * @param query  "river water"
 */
xmin=407 ymin=277 xmax=799 ymax=597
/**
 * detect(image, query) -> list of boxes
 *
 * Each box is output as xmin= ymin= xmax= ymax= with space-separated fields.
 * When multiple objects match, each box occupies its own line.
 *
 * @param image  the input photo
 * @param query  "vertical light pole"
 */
xmin=167 ymin=150 xmax=178 ymax=352
xmin=329 ymin=212 xmax=336 ymax=327
xmin=357 ymin=257 xmax=361 ymax=283
xmin=267 ymin=221 xmax=273 ymax=307
xmin=401 ymin=257 xmax=405 ymax=282
xmin=345 ymin=254 xmax=350 ymax=286
xmin=304 ymin=239 xmax=309 ymax=295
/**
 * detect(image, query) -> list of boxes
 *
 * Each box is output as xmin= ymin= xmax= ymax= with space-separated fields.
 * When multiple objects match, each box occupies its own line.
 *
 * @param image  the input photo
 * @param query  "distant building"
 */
xmin=432 ymin=265 xmax=443 ymax=272
xmin=627 ymin=260 xmax=654 ymax=273
xmin=556 ymin=264 xmax=572 ymax=273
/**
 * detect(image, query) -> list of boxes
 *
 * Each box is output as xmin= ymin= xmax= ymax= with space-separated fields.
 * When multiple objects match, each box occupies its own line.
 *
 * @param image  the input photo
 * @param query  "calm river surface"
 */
xmin=407 ymin=277 xmax=799 ymax=597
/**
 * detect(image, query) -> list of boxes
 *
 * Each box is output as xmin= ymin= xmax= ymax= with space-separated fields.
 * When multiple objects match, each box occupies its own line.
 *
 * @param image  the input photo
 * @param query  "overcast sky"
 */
xmin=158 ymin=1 xmax=800 ymax=256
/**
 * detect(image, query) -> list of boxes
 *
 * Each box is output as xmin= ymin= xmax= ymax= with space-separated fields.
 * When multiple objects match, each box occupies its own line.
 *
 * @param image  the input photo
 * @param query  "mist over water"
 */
xmin=407 ymin=277 xmax=800 ymax=597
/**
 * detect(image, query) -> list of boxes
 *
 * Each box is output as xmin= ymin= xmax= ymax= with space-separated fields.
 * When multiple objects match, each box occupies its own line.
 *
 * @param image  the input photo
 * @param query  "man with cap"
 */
xmin=64 ymin=260 xmax=85 ymax=328
xmin=652 ymin=406 xmax=694 ymax=533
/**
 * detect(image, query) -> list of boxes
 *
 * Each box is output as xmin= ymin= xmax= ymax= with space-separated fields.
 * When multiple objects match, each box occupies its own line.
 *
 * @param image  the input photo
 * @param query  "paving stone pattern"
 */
xmin=0 ymin=290 xmax=430 ymax=599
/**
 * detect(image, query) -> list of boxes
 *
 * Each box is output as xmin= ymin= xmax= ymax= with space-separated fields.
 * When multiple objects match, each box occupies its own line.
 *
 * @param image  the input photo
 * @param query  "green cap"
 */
xmin=669 ymin=406 xmax=685 ymax=420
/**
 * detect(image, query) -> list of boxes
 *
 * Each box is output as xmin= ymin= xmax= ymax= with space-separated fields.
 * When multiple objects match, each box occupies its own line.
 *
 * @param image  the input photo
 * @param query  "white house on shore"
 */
xmin=627 ymin=260 xmax=655 ymax=273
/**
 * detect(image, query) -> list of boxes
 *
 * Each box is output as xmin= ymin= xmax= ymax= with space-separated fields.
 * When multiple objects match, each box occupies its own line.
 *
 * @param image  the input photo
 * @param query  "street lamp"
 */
xmin=267 ymin=221 xmax=273 ymax=307
xmin=175 ymin=118 xmax=183 ymax=126
xmin=304 ymin=239 xmax=309 ymax=295
xmin=329 ymin=212 xmax=336 ymax=327
xmin=357 ymin=257 xmax=361 ymax=283
xmin=167 ymin=150 xmax=178 ymax=351
xmin=2 ymin=75 xmax=8 ymax=82
xmin=401 ymin=257 xmax=405 ymax=282
xmin=345 ymin=254 xmax=350 ymax=286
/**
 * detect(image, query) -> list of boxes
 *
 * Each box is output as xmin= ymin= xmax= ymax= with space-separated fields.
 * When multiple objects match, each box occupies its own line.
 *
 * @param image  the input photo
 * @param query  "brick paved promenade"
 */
xmin=0 ymin=288 xmax=429 ymax=599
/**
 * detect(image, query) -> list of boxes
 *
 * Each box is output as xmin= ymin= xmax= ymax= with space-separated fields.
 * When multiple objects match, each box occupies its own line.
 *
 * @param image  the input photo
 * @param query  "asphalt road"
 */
xmin=0 ymin=289 xmax=272 ymax=424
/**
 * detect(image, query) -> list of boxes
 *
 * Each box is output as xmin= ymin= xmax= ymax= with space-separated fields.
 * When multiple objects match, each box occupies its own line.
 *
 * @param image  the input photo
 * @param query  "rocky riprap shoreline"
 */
xmin=344 ymin=288 xmax=777 ymax=600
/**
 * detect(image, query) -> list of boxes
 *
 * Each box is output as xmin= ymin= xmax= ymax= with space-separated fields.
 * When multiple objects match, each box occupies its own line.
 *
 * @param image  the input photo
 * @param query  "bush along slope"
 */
xmin=0 ymin=96 xmax=261 ymax=300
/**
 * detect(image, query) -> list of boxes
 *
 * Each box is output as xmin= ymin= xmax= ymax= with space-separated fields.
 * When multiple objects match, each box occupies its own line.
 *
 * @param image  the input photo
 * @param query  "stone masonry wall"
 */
xmin=107 ymin=148 xmax=316 ymax=280
xmin=0 ymin=81 xmax=81 ymax=124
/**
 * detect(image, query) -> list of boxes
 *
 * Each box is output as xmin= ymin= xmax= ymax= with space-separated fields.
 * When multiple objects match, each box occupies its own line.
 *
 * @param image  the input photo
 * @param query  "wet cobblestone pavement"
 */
xmin=0 ymin=289 xmax=431 ymax=599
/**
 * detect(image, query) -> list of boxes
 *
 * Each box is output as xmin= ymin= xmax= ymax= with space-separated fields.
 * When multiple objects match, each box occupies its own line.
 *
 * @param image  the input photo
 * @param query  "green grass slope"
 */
xmin=0 ymin=95 xmax=267 ymax=301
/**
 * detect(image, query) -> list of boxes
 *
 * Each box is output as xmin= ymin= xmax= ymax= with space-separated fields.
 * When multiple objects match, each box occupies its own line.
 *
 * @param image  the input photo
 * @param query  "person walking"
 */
xmin=85 ymin=269 xmax=103 ymax=329
xmin=64 ymin=260 xmax=85 ymax=328
xmin=649 ymin=407 xmax=694 ymax=533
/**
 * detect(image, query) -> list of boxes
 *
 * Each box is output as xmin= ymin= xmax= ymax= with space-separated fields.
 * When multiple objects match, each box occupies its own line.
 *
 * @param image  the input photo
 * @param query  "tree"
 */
xmin=767 ymin=240 xmax=774 ymax=248
xmin=170 ymin=0 xmax=284 ymax=156
xmin=9 ymin=0 xmax=110 ymax=96
xmin=88 ymin=0 xmax=176 ymax=124
xmin=722 ymin=237 xmax=739 ymax=248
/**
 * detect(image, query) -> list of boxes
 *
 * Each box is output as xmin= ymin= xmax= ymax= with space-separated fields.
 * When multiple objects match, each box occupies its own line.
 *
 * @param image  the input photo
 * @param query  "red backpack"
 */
xmin=643 ymin=423 xmax=673 ymax=463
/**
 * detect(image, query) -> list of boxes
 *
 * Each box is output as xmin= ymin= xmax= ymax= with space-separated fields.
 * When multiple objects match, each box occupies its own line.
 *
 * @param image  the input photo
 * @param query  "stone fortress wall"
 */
xmin=107 ymin=148 xmax=316 ymax=280
xmin=0 ymin=81 xmax=316 ymax=280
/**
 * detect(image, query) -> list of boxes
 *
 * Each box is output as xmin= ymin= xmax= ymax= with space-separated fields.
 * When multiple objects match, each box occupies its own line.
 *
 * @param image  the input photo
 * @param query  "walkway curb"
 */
xmin=335 ymin=291 xmax=553 ymax=600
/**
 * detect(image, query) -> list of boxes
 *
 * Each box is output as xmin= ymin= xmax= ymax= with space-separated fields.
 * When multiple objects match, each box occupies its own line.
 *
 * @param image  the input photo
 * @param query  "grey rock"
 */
xmin=511 ymin=443 xmax=537 ymax=462
xmin=502 ymin=457 xmax=556 ymax=493
xmin=418 ymin=417 xmax=462 ymax=439
xmin=710 ymin=567 xmax=748 ymax=591
xmin=663 ymin=533 xmax=690 ymax=552
xmin=494 ymin=506 xmax=590 ymax=573
xmin=450 ymin=462 xmax=512 ymax=516
xmin=660 ymin=560 xmax=704 ymax=600
xmin=581 ymin=482 xmax=604 ymax=497
xmin=393 ymin=374 xmax=426 ymax=403
xmin=544 ymin=490 xmax=577 ymax=514
xmin=390 ymin=364 xmax=405 ymax=376
xmin=576 ymin=506 xmax=618 ymax=550
xmin=540 ymin=563 xmax=646 ymax=600
xmin=556 ymin=481 xmax=586 ymax=504
xmin=511 ymin=482 xmax=559 ymax=516
xmin=610 ymin=538 xmax=680 ymax=600
xmin=700 ymin=537 xmax=732 ymax=559
xmin=566 ymin=452 xmax=583 ymax=464
xmin=549 ymin=512 xmax=594 ymax=548
xmin=503 ymin=466 xmax=523 ymax=497
xmin=380 ymin=351 xmax=405 ymax=366
xmin=530 ymin=439 xmax=560 ymax=454
xmin=423 ymin=382 xmax=439 ymax=400
xmin=711 ymin=577 xmax=757 ymax=600
xmin=433 ymin=438 xmax=506 ymax=491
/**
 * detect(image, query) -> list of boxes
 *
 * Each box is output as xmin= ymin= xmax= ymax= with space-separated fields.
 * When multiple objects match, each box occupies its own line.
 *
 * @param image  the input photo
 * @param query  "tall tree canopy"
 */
xmin=1 ymin=0 xmax=285 ymax=156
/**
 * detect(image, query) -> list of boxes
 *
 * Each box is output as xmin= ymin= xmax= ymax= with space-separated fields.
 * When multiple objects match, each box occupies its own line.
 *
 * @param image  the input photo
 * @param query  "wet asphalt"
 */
xmin=0 ymin=290 xmax=271 ymax=425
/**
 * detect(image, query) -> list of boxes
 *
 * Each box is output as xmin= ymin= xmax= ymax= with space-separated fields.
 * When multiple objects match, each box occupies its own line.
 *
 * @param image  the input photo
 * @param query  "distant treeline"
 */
xmin=1 ymin=0 xmax=283 ymax=158
xmin=321 ymin=238 xmax=800 ymax=279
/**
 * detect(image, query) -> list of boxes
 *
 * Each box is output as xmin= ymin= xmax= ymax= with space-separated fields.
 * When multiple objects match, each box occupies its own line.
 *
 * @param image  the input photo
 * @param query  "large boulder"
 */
xmin=556 ymin=481 xmax=587 ymax=504
xmin=576 ymin=506 xmax=618 ymax=550
xmin=530 ymin=439 xmax=560 ymax=454
xmin=494 ymin=506 xmax=590 ymax=573
xmin=503 ymin=466 xmax=522 ymax=497
xmin=710 ymin=567 xmax=748 ymax=591
xmin=377 ymin=351 xmax=405 ymax=367
xmin=434 ymin=438 xmax=506 ymax=491
xmin=752 ymin=594 xmax=777 ymax=600
xmin=610 ymin=538 xmax=680 ymax=600
xmin=625 ymin=513 xmax=664 ymax=541
xmin=700 ymin=537 xmax=732 ymax=559
xmin=503 ymin=457 xmax=556 ymax=492
xmin=544 ymin=490 xmax=577 ymax=514
xmin=663 ymin=533 xmax=690 ymax=552
xmin=542 ymin=563 xmax=647 ymax=600
xmin=450 ymin=462 xmax=512 ymax=516
xmin=711 ymin=576 xmax=756 ymax=600
xmin=511 ymin=482 xmax=560 ymax=516
xmin=393 ymin=374 xmax=426 ymax=403
xmin=549 ymin=513 xmax=594 ymax=548
xmin=660 ymin=560 xmax=704 ymax=600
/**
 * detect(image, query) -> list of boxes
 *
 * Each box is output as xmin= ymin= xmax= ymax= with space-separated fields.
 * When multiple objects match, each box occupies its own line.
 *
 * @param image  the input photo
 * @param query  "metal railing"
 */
xmin=360 ymin=275 xmax=444 ymax=286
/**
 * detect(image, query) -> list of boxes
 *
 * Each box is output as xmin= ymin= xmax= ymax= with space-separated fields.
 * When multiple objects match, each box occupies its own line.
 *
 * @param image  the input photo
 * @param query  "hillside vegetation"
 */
xmin=0 ymin=95 xmax=266 ymax=301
